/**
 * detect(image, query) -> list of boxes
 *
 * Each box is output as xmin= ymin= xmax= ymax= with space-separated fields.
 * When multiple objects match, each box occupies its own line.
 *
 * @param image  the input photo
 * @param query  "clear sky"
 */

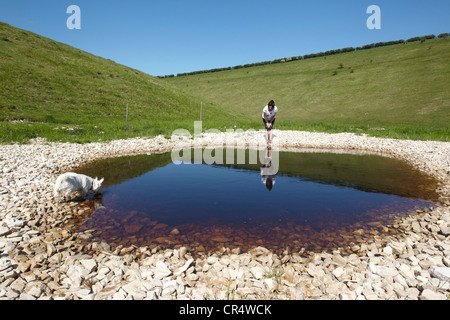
xmin=0 ymin=0 xmax=449 ymax=76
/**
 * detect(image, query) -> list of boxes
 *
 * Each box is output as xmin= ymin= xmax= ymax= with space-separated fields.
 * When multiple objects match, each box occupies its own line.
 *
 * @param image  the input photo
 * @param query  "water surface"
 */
xmin=72 ymin=148 xmax=439 ymax=254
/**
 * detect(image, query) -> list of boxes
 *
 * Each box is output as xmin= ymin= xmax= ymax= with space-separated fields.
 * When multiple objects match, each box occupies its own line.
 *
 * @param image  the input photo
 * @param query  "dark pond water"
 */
xmin=72 ymin=148 xmax=439 ymax=255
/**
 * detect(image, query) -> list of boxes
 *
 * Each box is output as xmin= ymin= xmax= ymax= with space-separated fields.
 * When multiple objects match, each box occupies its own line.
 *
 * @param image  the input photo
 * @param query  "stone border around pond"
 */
xmin=0 ymin=130 xmax=449 ymax=300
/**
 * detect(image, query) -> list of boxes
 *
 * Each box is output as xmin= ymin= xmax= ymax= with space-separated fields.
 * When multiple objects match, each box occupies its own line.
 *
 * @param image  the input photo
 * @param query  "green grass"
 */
xmin=166 ymin=38 xmax=450 ymax=141
xmin=0 ymin=21 xmax=254 ymax=144
xmin=1 ymin=20 xmax=448 ymax=143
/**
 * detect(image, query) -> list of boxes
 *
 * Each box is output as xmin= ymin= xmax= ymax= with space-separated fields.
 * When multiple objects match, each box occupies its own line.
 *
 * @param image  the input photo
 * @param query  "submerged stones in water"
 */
xmin=71 ymin=148 xmax=440 ymax=255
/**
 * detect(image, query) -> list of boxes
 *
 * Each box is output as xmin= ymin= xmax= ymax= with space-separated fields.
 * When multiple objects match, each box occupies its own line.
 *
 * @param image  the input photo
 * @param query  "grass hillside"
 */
xmin=1 ymin=21 xmax=448 ymax=143
xmin=0 ymin=22 xmax=253 ymax=144
xmin=166 ymin=37 xmax=450 ymax=141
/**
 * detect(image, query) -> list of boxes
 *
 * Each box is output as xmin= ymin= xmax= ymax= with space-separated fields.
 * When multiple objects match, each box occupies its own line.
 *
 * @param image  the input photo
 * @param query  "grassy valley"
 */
xmin=166 ymin=37 xmax=450 ymax=141
xmin=1 ymin=20 xmax=448 ymax=143
xmin=0 ymin=22 xmax=253 ymax=144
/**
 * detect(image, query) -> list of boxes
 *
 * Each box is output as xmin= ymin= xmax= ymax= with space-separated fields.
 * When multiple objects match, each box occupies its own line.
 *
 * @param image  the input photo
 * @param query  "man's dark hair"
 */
xmin=266 ymin=177 xmax=273 ymax=191
xmin=268 ymin=100 xmax=275 ymax=107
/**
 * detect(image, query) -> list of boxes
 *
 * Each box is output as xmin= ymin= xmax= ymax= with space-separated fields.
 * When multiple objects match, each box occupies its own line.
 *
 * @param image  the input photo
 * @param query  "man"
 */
xmin=261 ymin=146 xmax=276 ymax=191
xmin=262 ymin=100 xmax=278 ymax=143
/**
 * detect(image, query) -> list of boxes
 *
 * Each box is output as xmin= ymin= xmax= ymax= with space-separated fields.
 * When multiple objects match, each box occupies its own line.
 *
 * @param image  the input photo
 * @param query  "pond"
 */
xmin=71 ymin=148 xmax=439 ymax=255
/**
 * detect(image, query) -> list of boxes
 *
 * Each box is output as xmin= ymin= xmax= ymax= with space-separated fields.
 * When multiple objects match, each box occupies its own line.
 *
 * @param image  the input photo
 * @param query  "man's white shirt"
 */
xmin=262 ymin=105 xmax=278 ymax=121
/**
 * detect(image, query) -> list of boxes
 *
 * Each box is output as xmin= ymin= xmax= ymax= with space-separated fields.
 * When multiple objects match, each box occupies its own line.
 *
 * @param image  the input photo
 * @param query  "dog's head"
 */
xmin=92 ymin=177 xmax=104 ymax=193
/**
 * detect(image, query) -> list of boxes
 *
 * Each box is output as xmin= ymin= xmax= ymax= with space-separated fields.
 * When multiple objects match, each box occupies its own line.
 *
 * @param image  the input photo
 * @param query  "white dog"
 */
xmin=54 ymin=172 xmax=104 ymax=201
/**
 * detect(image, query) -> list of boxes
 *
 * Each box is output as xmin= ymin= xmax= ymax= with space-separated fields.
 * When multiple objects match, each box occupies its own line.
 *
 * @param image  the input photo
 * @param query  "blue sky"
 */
xmin=0 ymin=0 xmax=449 ymax=76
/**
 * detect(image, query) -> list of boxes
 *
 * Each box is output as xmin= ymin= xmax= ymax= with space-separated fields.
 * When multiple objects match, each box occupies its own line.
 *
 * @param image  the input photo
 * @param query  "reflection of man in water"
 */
xmin=261 ymin=146 xmax=276 ymax=191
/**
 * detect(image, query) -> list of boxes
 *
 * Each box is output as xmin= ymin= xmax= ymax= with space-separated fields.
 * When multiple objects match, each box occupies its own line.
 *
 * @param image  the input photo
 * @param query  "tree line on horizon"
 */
xmin=158 ymin=33 xmax=449 ymax=78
